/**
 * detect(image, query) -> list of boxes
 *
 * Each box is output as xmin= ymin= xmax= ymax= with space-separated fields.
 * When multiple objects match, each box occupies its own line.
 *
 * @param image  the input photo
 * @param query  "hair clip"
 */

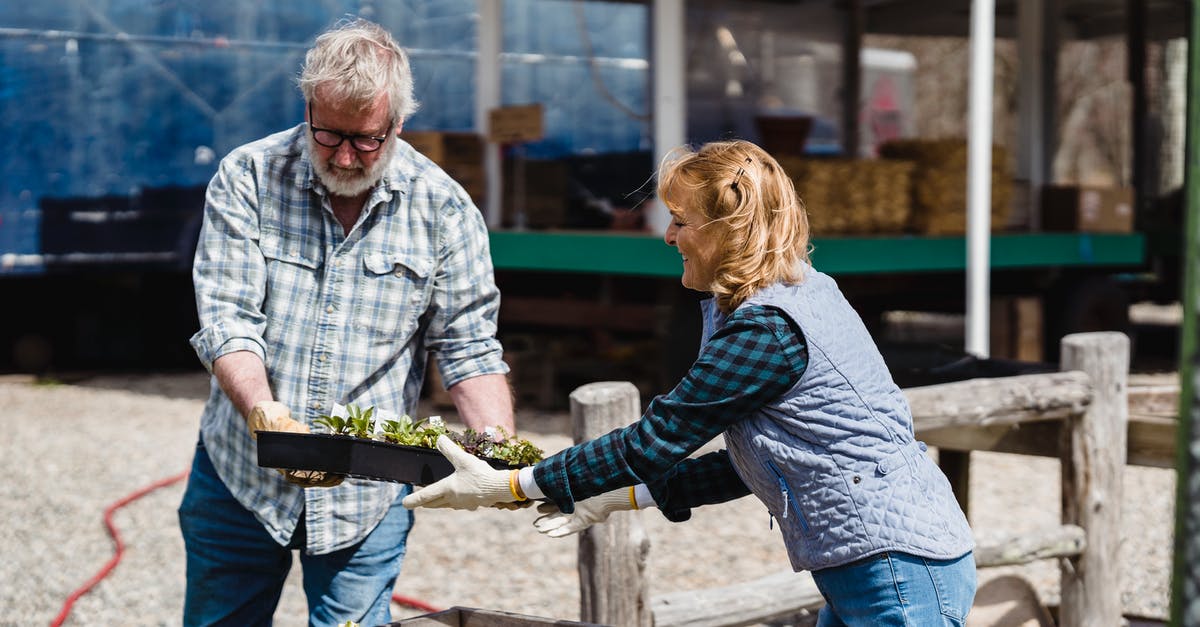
xmin=731 ymin=157 xmax=752 ymax=190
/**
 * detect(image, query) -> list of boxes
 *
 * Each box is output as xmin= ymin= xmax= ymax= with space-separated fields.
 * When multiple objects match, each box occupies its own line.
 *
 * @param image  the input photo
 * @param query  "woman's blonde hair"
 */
xmin=298 ymin=18 xmax=419 ymax=123
xmin=657 ymin=140 xmax=810 ymax=313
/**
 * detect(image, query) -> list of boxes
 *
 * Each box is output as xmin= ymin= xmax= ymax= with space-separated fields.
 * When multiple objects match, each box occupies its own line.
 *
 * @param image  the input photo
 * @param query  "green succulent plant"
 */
xmin=380 ymin=414 xmax=448 ymax=448
xmin=346 ymin=404 xmax=375 ymax=439
xmin=314 ymin=403 xmax=376 ymax=439
xmin=314 ymin=413 xmax=350 ymax=435
xmin=318 ymin=403 xmax=544 ymax=466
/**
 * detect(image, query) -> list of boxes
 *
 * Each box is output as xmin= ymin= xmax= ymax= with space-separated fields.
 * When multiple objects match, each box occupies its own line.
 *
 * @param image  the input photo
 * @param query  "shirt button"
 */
xmin=326 ymin=305 xmax=334 ymax=314
xmin=319 ymin=354 xmax=327 ymax=362
xmin=310 ymin=401 xmax=320 ymax=409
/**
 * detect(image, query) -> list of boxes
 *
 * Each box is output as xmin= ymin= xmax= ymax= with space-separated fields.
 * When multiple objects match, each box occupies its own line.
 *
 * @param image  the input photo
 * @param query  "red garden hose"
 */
xmin=51 ymin=470 xmax=191 ymax=627
xmin=391 ymin=594 xmax=441 ymax=613
xmin=51 ymin=470 xmax=441 ymax=626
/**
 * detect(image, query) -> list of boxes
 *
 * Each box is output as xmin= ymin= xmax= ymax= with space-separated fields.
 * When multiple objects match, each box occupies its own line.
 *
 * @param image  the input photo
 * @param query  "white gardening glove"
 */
xmin=248 ymin=400 xmax=343 ymax=488
xmin=401 ymin=435 xmax=518 ymax=510
xmin=533 ymin=487 xmax=637 ymax=538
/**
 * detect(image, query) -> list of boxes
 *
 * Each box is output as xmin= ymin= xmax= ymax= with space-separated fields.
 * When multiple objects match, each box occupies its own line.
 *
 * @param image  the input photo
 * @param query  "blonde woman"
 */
xmin=406 ymin=140 xmax=976 ymax=625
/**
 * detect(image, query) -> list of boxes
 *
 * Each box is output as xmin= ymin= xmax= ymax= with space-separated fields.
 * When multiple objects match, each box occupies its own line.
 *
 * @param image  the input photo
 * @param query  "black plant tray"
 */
xmin=256 ymin=432 xmax=522 ymax=486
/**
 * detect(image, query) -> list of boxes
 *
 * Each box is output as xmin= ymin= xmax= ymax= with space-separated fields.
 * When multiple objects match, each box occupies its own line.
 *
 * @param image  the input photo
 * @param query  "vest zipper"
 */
xmin=766 ymin=459 xmax=809 ymax=534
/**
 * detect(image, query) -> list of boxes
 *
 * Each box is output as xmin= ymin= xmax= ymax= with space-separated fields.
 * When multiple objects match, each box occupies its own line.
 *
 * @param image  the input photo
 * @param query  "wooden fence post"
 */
xmin=1058 ymin=332 xmax=1129 ymax=627
xmin=570 ymin=381 xmax=652 ymax=627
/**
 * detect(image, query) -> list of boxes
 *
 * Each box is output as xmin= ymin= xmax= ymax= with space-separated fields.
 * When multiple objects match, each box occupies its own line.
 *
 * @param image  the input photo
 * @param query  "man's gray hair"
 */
xmin=298 ymin=18 xmax=419 ymax=122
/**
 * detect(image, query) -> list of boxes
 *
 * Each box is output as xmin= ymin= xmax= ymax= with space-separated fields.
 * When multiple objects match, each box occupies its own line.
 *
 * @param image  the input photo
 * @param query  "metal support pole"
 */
xmin=649 ymin=0 xmax=686 ymax=234
xmin=841 ymin=0 xmax=863 ymax=158
xmin=477 ymin=0 xmax=502 ymax=228
xmin=1127 ymin=0 xmax=1150 ymax=206
xmin=965 ymin=0 xmax=995 ymax=357
xmin=1016 ymin=0 xmax=1056 ymax=230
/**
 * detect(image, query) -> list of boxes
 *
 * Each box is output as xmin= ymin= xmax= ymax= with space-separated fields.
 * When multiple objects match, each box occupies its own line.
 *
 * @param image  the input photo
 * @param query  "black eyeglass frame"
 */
xmin=307 ymin=103 xmax=392 ymax=153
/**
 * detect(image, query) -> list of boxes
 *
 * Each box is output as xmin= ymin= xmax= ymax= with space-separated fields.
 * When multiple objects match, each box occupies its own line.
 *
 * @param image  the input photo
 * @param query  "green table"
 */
xmin=489 ymin=230 xmax=1146 ymax=277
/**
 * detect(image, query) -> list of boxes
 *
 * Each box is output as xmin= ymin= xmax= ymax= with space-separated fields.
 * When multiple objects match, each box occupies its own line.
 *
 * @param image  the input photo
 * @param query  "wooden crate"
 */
xmin=441 ymin=162 xmax=485 ymax=205
xmin=1040 ymin=185 xmax=1135 ymax=233
xmin=401 ymin=131 xmax=487 ymax=206
xmin=400 ymin=131 xmax=485 ymax=164
xmin=501 ymin=159 xmax=569 ymax=229
xmin=501 ymin=333 xmax=558 ymax=409
xmin=989 ymin=296 xmax=1043 ymax=362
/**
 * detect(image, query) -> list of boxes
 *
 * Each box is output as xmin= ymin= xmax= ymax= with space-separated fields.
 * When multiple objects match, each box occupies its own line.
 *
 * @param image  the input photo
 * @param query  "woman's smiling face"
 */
xmin=663 ymin=186 xmax=725 ymax=292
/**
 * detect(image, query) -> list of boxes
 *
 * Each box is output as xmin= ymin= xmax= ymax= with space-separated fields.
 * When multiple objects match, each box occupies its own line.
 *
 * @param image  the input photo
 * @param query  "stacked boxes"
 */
xmin=1039 ymin=185 xmax=1134 ymax=233
xmin=502 ymin=158 xmax=570 ymax=229
xmin=400 ymin=131 xmax=486 ymax=206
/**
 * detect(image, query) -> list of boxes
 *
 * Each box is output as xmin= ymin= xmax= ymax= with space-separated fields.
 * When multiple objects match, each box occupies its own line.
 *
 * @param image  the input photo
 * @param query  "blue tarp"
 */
xmin=0 ymin=0 xmax=650 ymax=272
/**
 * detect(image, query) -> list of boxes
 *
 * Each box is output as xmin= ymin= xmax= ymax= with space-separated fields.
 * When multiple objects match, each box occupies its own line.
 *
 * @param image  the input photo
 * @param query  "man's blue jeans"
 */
xmin=813 ymin=551 xmax=976 ymax=626
xmin=178 ymin=440 xmax=413 ymax=627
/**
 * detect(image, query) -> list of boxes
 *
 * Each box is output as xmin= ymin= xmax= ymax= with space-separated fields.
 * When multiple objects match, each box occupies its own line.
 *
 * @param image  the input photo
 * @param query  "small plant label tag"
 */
xmin=330 ymin=402 xmax=398 ymax=437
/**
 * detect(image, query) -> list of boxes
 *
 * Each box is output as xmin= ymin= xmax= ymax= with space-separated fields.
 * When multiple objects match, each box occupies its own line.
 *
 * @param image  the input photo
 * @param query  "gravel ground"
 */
xmin=1 ymin=371 xmax=1176 ymax=626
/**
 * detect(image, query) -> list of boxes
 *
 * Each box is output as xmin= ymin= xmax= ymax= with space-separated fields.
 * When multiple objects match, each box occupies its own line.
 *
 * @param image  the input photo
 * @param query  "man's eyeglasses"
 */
xmin=308 ymin=103 xmax=390 ymax=153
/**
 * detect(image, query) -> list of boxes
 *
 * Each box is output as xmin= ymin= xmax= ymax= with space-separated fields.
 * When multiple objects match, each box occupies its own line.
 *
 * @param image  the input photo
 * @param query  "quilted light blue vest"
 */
xmin=703 ymin=270 xmax=974 ymax=572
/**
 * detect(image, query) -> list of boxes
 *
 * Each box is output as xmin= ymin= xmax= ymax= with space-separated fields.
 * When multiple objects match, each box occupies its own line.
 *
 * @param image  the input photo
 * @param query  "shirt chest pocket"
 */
xmin=358 ymin=252 xmax=434 ymax=342
xmin=260 ymin=231 xmax=322 ymax=297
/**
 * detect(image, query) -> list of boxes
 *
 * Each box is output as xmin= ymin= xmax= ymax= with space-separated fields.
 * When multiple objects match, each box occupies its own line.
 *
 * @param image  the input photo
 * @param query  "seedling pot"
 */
xmin=256 ymin=432 xmax=522 ymax=485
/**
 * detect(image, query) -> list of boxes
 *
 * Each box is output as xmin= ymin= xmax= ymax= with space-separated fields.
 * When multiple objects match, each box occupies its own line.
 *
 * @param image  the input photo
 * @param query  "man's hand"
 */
xmin=248 ymin=400 xmax=344 ymax=488
xmin=402 ymin=435 xmax=517 ymax=510
xmin=280 ymin=468 xmax=344 ymax=488
xmin=533 ymin=488 xmax=637 ymax=538
xmin=246 ymin=400 xmax=307 ymax=439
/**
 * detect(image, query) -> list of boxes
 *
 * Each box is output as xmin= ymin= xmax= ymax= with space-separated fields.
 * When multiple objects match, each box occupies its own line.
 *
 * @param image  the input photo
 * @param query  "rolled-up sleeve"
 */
xmin=424 ymin=194 xmax=508 ymax=387
xmin=189 ymin=152 xmax=269 ymax=371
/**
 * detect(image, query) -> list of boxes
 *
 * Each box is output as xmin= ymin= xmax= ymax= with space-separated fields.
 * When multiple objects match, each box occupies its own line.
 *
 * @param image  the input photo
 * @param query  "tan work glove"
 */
xmin=402 ymin=435 xmax=520 ymax=510
xmin=533 ymin=487 xmax=638 ymax=538
xmin=248 ymin=400 xmax=344 ymax=488
xmin=247 ymin=400 xmax=307 ymax=438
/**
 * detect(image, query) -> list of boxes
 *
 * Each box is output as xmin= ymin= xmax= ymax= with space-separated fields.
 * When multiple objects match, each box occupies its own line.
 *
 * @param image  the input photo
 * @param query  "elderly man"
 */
xmin=179 ymin=18 xmax=513 ymax=626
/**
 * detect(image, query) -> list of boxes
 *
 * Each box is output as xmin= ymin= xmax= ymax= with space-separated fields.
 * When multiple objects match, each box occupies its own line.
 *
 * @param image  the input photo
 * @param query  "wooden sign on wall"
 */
xmin=488 ymin=104 xmax=544 ymax=144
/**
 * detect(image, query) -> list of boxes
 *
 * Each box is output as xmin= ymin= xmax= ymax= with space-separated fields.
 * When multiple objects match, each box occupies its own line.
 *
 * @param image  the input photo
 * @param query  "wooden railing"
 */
xmin=569 ymin=332 xmax=1160 ymax=627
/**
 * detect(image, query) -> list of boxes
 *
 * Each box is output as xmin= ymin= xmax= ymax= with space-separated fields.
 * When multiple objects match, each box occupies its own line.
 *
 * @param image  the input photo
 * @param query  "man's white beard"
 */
xmin=308 ymin=133 xmax=397 ymax=197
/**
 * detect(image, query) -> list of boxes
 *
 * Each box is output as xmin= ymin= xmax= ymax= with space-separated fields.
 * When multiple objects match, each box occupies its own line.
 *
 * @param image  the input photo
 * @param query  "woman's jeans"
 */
xmin=813 ymin=551 xmax=977 ymax=626
xmin=178 ymin=441 xmax=413 ymax=627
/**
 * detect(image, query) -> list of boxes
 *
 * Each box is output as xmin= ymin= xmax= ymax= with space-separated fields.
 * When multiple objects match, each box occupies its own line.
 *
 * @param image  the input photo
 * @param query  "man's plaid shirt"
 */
xmin=190 ymin=124 xmax=507 ymax=554
xmin=533 ymin=304 xmax=809 ymax=520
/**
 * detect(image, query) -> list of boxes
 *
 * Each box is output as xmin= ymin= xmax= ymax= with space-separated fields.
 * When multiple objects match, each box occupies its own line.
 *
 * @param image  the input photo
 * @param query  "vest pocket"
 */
xmin=766 ymin=459 xmax=811 ymax=536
